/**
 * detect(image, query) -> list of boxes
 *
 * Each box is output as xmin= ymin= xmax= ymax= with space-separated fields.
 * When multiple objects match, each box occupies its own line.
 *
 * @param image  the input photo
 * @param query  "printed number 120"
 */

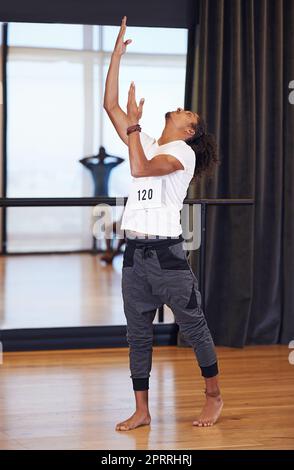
xmin=137 ymin=189 xmax=153 ymax=201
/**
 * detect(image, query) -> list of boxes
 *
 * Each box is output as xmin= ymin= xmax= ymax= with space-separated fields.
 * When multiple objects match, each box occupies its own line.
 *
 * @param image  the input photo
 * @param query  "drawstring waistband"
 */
xmin=142 ymin=246 xmax=154 ymax=259
xmin=126 ymin=234 xmax=184 ymax=260
xmin=126 ymin=233 xmax=184 ymax=250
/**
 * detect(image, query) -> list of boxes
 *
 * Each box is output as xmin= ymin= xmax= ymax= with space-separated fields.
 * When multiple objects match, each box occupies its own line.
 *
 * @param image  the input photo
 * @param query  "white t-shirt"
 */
xmin=120 ymin=131 xmax=196 ymax=236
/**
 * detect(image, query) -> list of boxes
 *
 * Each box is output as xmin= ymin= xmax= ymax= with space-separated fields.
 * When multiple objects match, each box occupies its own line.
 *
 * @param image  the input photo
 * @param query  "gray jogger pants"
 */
xmin=121 ymin=234 xmax=218 ymax=391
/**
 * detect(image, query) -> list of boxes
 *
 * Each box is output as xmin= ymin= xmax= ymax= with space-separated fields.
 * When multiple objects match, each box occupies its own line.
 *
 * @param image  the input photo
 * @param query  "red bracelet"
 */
xmin=127 ymin=123 xmax=141 ymax=135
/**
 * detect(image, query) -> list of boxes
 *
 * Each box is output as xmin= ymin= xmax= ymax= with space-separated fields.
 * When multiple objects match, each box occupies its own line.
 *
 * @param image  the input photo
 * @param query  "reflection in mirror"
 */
xmin=2 ymin=22 xmax=188 ymax=329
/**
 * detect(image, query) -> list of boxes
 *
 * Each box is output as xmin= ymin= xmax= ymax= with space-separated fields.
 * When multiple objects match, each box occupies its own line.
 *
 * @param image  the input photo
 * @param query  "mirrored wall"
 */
xmin=1 ymin=22 xmax=189 ymax=330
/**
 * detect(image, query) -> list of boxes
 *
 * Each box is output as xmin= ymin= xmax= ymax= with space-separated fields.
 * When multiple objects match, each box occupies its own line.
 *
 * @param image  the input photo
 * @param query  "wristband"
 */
xmin=127 ymin=124 xmax=141 ymax=135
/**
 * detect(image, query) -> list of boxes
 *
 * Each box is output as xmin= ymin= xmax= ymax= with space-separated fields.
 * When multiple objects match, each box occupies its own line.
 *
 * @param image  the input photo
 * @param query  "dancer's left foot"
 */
xmin=101 ymin=251 xmax=115 ymax=264
xmin=193 ymin=390 xmax=223 ymax=427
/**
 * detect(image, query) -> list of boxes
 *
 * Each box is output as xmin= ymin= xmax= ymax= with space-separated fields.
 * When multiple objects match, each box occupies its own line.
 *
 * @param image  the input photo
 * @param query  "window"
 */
xmin=8 ymin=22 xmax=84 ymax=49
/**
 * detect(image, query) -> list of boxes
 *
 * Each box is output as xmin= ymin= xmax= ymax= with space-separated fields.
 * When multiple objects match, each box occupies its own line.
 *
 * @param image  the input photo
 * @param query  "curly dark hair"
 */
xmin=184 ymin=114 xmax=221 ymax=181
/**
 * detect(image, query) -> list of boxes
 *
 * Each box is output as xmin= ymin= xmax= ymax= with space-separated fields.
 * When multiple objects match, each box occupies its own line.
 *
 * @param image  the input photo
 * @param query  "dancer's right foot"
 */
xmin=115 ymin=410 xmax=151 ymax=431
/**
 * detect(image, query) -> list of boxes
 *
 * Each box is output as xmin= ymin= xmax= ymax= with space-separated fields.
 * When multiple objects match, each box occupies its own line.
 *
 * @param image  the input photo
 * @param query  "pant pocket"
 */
xmin=185 ymin=277 xmax=201 ymax=309
xmin=162 ymin=270 xmax=194 ymax=309
xmin=123 ymin=243 xmax=136 ymax=268
xmin=156 ymin=242 xmax=190 ymax=270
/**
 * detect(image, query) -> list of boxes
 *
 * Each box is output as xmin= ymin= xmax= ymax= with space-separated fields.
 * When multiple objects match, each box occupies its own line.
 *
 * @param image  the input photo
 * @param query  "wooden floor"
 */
xmin=0 ymin=345 xmax=293 ymax=450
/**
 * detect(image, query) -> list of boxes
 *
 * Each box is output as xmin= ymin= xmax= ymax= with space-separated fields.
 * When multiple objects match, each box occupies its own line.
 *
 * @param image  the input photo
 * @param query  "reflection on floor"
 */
xmin=1 ymin=345 xmax=293 ymax=450
xmin=0 ymin=253 xmax=174 ymax=329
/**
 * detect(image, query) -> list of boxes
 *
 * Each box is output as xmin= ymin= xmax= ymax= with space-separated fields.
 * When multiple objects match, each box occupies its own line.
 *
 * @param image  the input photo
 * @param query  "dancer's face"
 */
xmin=165 ymin=108 xmax=198 ymax=139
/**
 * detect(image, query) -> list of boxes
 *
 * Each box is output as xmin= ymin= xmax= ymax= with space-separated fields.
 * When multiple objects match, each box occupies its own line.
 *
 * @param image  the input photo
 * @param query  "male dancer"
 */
xmin=103 ymin=16 xmax=223 ymax=430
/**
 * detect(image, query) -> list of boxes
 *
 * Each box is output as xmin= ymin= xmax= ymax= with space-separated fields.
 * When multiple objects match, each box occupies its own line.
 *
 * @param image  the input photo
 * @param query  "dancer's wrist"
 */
xmin=127 ymin=123 xmax=141 ymax=135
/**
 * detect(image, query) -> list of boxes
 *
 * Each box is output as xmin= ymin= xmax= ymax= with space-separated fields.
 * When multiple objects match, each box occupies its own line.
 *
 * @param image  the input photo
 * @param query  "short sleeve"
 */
xmin=164 ymin=142 xmax=195 ymax=174
xmin=139 ymin=131 xmax=155 ymax=151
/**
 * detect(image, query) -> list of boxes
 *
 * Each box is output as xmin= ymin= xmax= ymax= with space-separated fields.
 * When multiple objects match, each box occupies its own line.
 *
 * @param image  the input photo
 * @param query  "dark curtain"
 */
xmin=189 ymin=0 xmax=294 ymax=346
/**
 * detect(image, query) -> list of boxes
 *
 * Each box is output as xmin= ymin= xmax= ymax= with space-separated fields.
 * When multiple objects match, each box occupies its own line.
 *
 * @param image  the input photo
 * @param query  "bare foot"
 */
xmin=115 ymin=410 xmax=151 ymax=431
xmin=100 ymin=251 xmax=115 ymax=264
xmin=193 ymin=391 xmax=223 ymax=427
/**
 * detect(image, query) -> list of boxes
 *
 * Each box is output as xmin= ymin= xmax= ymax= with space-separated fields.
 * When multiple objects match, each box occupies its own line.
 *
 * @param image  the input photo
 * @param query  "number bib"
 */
xmin=129 ymin=178 xmax=162 ymax=210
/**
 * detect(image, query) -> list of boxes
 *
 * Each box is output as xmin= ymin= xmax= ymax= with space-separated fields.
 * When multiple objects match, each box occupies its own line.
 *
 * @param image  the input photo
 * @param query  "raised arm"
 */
xmin=103 ymin=16 xmax=132 ymax=146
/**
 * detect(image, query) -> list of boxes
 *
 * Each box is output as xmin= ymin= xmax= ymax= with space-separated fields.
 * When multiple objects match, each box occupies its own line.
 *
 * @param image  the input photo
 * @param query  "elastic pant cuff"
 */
xmin=131 ymin=377 xmax=149 ymax=391
xmin=200 ymin=362 xmax=219 ymax=378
